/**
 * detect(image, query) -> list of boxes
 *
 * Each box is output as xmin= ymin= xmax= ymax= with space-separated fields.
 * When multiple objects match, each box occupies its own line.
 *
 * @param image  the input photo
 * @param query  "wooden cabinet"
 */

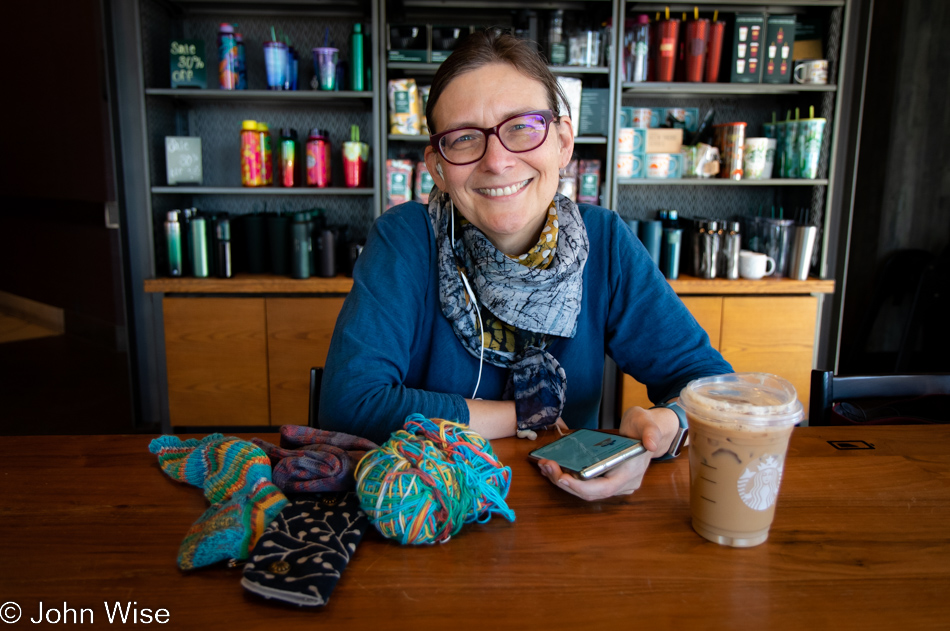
xmin=162 ymin=294 xmax=343 ymax=428
xmin=266 ymin=297 xmax=345 ymax=426
xmin=163 ymin=297 xmax=269 ymax=426
xmin=620 ymin=294 xmax=821 ymax=418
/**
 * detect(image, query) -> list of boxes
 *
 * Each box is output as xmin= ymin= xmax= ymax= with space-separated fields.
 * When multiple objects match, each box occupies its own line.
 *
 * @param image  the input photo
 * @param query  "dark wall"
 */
xmin=839 ymin=0 xmax=950 ymax=372
xmin=0 ymin=0 xmax=124 ymax=334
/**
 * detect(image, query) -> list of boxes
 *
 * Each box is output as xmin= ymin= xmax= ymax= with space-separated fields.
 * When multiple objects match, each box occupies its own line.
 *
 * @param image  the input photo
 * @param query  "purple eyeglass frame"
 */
xmin=429 ymin=109 xmax=556 ymax=166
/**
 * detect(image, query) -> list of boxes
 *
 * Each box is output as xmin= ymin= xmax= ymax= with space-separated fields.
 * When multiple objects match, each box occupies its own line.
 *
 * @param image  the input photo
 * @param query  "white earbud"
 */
xmin=436 ymin=162 xmax=444 ymax=178
xmin=449 ymin=198 xmax=483 ymax=400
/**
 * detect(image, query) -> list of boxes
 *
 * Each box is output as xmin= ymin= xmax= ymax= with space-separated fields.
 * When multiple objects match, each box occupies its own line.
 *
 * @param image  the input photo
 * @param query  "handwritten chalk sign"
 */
xmin=170 ymin=39 xmax=207 ymax=88
xmin=165 ymin=137 xmax=203 ymax=185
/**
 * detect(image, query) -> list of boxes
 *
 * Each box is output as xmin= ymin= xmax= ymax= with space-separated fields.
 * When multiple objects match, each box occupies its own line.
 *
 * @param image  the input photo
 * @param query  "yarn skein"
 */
xmin=355 ymin=414 xmax=515 ymax=545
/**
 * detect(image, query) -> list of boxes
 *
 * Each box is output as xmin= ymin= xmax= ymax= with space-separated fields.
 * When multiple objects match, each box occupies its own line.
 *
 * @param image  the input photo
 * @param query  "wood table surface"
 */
xmin=1 ymin=425 xmax=948 ymax=630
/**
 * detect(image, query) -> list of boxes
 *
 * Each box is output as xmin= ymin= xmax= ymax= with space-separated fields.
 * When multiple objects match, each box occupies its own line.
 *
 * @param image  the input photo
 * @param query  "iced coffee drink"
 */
xmin=678 ymin=373 xmax=803 ymax=547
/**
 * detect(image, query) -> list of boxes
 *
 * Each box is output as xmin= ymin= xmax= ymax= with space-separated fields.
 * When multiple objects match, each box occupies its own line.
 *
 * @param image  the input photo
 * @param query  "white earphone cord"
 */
xmin=450 ymin=198 xmax=484 ymax=400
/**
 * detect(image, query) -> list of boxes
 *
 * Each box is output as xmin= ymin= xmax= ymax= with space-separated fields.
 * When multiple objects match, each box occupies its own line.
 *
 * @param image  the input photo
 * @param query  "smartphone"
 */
xmin=528 ymin=429 xmax=647 ymax=480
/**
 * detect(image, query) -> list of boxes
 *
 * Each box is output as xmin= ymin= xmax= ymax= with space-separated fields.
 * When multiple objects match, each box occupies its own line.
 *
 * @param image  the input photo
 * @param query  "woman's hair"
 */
xmin=425 ymin=29 xmax=570 ymax=134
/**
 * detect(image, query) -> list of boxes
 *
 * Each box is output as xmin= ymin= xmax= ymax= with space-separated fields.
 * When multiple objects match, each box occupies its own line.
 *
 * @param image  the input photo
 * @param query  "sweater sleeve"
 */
xmin=318 ymin=204 xmax=469 ymax=444
xmin=601 ymin=212 xmax=733 ymax=405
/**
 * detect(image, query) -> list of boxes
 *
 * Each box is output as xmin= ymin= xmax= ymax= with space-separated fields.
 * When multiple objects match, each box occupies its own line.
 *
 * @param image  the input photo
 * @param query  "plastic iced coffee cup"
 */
xmin=678 ymin=372 xmax=803 ymax=547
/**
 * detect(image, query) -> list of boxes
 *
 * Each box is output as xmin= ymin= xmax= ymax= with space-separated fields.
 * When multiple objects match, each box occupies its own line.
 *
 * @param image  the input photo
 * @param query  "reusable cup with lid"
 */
xmin=678 ymin=372 xmax=804 ymax=547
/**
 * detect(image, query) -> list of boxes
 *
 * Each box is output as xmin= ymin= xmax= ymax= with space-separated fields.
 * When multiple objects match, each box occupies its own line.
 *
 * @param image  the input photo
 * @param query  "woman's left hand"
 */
xmin=535 ymin=406 xmax=679 ymax=501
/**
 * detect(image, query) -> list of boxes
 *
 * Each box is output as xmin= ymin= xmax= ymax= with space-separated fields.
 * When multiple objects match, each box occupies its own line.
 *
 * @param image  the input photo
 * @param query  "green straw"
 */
xmin=271 ymin=26 xmax=277 ymax=42
xmin=351 ymin=125 xmax=360 ymax=143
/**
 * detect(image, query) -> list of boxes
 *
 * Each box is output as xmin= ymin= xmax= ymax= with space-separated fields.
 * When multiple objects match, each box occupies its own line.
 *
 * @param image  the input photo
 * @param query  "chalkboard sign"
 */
xmin=165 ymin=137 xmax=203 ymax=185
xmin=170 ymin=39 xmax=206 ymax=88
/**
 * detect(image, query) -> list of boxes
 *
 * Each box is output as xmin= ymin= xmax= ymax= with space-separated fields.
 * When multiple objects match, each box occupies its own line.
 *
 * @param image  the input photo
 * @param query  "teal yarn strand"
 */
xmin=355 ymin=415 xmax=515 ymax=544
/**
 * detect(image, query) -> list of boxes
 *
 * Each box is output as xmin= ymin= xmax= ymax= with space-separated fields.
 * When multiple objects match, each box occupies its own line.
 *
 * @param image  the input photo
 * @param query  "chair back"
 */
xmin=308 ymin=367 xmax=324 ymax=428
xmin=809 ymin=370 xmax=950 ymax=425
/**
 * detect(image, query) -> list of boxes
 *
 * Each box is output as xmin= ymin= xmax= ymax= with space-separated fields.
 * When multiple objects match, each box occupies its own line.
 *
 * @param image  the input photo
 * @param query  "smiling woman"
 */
xmin=319 ymin=30 xmax=732 ymax=501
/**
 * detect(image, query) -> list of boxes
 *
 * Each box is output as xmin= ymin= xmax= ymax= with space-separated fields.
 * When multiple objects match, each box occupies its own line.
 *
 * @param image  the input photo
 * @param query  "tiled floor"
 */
xmin=0 ymin=313 xmax=138 ymax=435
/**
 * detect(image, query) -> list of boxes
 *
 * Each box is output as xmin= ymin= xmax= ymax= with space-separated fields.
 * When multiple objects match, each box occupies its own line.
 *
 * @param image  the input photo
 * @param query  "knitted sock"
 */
xmin=149 ymin=434 xmax=274 ymax=504
xmin=178 ymin=477 xmax=288 ymax=571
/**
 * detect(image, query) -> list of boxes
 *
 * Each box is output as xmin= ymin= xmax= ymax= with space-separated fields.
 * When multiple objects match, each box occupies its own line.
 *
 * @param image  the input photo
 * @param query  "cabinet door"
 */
xmin=620 ymin=296 xmax=723 ymax=414
xmin=164 ymin=297 xmax=269 ymax=427
xmin=266 ymin=297 xmax=345 ymax=426
xmin=719 ymin=296 xmax=818 ymax=413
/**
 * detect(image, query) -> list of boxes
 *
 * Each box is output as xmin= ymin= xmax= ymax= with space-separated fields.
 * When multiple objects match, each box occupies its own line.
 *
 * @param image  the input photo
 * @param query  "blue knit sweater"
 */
xmin=319 ymin=201 xmax=732 ymax=444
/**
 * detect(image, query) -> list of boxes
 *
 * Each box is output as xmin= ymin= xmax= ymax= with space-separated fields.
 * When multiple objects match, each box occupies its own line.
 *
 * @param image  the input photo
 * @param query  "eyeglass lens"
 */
xmin=439 ymin=113 xmax=550 ymax=164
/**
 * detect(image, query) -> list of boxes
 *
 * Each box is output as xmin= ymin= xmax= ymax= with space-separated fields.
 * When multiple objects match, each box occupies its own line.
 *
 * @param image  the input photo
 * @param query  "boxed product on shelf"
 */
xmin=762 ymin=15 xmax=796 ymax=84
xmin=388 ymin=24 xmax=428 ymax=62
xmin=385 ymin=160 xmax=413 ymax=209
xmin=645 ymin=128 xmax=683 ymax=154
xmin=388 ymin=78 xmax=421 ymax=135
xmin=556 ymin=77 xmax=582 ymax=137
xmin=792 ymin=15 xmax=824 ymax=61
xmin=578 ymin=88 xmax=609 ymax=136
xmin=430 ymin=26 xmax=472 ymax=63
xmin=418 ymin=85 xmax=431 ymax=134
xmin=577 ymin=160 xmax=601 ymax=205
xmin=729 ymin=14 xmax=766 ymax=83
xmin=414 ymin=162 xmax=434 ymax=204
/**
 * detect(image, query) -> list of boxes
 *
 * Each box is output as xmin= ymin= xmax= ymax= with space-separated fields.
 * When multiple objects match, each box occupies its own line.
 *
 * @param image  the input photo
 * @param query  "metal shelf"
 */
xmin=387 ymin=62 xmax=610 ymax=75
xmin=616 ymin=178 xmax=829 ymax=186
xmin=621 ymin=82 xmax=837 ymax=97
xmin=387 ymin=134 xmax=608 ymax=144
xmin=151 ymin=186 xmax=374 ymax=195
xmin=626 ymin=1 xmax=844 ymax=8
xmin=145 ymin=88 xmax=373 ymax=103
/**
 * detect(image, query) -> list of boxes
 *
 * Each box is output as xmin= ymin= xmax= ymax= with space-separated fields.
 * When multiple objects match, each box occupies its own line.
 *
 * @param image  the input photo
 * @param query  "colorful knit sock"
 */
xmin=149 ymin=434 xmax=274 ymax=504
xmin=177 ymin=477 xmax=288 ymax=570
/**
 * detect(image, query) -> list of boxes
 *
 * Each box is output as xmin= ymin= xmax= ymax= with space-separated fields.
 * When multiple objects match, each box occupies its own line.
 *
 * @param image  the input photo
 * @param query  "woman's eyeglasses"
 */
xmin=430 ymin=110 xmax=556 ymax=166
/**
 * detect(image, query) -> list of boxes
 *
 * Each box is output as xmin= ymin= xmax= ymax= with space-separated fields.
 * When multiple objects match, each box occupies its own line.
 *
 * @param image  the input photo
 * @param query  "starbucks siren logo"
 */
xmin=738 ymin=455 xmax=784 ymax=511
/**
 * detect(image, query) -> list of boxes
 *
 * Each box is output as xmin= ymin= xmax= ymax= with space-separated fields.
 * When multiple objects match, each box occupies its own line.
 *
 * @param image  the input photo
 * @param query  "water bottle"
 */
xmin=631 ymin=14 xmax=650 ymax=82
xmin=164 ymin=211 xmax=182 ymax=277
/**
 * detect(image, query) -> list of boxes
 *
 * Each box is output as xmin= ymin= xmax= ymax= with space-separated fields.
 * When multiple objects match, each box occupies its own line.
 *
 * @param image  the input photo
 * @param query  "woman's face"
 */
xmin=425 ymin=63 xmax=574 ymax=256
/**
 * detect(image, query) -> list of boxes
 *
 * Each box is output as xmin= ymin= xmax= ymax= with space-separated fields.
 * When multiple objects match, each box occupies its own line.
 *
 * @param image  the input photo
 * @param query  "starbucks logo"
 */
xmin=738 ymin=455 xmax=784 ymax=511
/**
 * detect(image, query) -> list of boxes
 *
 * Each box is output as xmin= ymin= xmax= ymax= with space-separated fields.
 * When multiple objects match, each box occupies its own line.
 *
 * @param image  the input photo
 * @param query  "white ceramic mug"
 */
xmin=739 ymin=250 xmax=776 ymax=280
xmin=793 ymin=59 xmax=828 ymax=85
xmin=646 ymin=153 xmax=681 ymax=179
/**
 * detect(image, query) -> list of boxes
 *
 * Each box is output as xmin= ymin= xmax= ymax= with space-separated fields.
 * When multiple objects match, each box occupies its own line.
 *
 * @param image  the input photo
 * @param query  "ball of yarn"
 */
xmin=355 ymin=414 xmax=515 ymax=544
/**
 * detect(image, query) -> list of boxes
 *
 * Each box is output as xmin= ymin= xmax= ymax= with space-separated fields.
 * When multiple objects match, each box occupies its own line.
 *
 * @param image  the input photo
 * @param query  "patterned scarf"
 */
xmin=428 ymin=189 xmax=589 ymax=437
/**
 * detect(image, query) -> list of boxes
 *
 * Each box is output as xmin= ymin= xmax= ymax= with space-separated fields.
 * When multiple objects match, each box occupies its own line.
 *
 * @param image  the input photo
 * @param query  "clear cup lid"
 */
xmin=678 ymin=372 xmax=803 ymax=427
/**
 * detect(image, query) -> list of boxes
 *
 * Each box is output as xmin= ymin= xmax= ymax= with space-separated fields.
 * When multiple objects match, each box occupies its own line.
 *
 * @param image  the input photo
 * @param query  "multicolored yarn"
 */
xmin=149 ymin=434 xmax=274 ymax=504
xmin=178 ymin=477 xmax=287 ymax=570
xmin=148 ymin=434 xmax=288 ymax=569
xmin=355 ymin=414 xmax=515 ymax=545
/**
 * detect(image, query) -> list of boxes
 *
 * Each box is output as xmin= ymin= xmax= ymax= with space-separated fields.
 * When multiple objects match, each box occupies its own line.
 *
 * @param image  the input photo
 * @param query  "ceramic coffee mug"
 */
xmin=739 ymin=250 xmax=776 ymax=280
xmin=793 ymin=59 xmax=828 ymax=85
xmin=646 ymin=153 xmax=681 ymax=179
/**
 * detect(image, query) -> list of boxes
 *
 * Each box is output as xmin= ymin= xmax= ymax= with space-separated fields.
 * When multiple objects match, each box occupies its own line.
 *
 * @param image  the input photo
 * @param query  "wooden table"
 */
xmin=1 ymin=426 xmax=948 ymax=629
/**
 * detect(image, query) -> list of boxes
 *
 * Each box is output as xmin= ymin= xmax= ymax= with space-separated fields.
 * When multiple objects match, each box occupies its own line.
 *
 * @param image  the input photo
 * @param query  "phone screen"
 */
xmin=529 ymin=430 xmax=644 ymax=477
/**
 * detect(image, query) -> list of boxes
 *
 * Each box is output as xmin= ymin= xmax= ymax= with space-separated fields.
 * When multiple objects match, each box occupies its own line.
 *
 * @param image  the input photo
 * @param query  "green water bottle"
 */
xmin=350 ymin=23 xmax=365 ymax=91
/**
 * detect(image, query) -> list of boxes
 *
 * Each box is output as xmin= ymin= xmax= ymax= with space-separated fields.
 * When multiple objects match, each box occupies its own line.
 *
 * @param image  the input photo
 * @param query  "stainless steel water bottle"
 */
xmin=164 ymin=211 xmax=183 ymax=277
xmin=215 ymin=217 xmax=233 ymax=278
xmin=291 ymin=212 xmax=311 ymax=279
xmin=189 ymin=216 xmax=210 ymax=278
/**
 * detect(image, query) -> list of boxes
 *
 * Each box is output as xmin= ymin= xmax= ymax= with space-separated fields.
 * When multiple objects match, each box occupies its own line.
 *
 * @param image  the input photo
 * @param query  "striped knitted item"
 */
xmin=178 ymin=477 xmax=288 ymax=571
xmin=149 ymin=434 xmax=274 ymax=504
xmin=149 ymin=434 xmax=289 ymax=570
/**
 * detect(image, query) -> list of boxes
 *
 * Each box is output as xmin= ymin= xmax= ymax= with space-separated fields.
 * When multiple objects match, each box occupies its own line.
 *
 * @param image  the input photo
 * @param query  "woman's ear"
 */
xmin=555 ymin=116 xmax=575 ymax=169
xmin=424 ymin=146 xmax=444 ymax=188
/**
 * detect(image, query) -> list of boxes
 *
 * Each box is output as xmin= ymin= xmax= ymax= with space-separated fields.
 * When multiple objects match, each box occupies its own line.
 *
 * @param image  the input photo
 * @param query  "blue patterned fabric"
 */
xmin=428 ymin=189 xmax=588 ymax=434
